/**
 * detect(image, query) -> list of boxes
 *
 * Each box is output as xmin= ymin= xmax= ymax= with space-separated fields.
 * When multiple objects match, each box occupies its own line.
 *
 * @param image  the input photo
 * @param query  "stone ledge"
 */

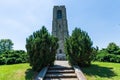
xmin=73 ymin=65 xmax=87 ymax=80
xmin=35 ymin=66 xmax=49 ymax=80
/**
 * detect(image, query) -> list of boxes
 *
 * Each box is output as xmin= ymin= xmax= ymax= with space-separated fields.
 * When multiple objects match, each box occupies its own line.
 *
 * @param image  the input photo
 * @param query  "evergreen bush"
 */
xmin=26 ymin=26 xmax=58 ymax=72
xmin=65 ymin=28 xmax=93 ymax=67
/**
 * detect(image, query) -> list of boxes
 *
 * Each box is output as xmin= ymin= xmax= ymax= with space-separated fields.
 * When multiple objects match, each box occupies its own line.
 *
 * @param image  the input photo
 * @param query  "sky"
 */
xmin=0 ymin=0 xmax=120 ymax=50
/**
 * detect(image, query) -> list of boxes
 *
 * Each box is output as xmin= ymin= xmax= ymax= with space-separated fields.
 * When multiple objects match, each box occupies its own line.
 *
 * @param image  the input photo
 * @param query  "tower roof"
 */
xmin=54 ymin=5 xmax=65 ymax=9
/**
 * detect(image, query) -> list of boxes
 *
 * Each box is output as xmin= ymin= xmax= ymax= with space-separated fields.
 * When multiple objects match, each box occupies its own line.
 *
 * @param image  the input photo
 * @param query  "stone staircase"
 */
xmin=44 ymin=65 xmax=78 ymax=80
xmin=35 ymin=61 xmax=86 ymax=80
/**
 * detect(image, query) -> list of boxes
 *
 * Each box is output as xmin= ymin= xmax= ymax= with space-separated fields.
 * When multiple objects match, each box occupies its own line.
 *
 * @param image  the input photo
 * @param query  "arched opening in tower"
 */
xmin=59 ymin=49 xmax=62 ymax=54
xmin=57 ymin=10 xmax=62 ymax=19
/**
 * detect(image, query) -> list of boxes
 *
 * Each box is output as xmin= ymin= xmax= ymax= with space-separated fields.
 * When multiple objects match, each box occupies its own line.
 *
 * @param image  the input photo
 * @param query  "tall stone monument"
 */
xmin=52 ymin=5 xmax=69 ymax=60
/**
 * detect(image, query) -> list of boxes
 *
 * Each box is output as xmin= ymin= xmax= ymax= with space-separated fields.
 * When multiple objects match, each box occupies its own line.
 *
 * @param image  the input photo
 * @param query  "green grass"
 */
xmin=81 ymin=62 xmax=120 ymax=80
xmin=0 ymin=62 xmax=120 ymax=80
xmin=0 ymin=63 xmax=34 ymax=80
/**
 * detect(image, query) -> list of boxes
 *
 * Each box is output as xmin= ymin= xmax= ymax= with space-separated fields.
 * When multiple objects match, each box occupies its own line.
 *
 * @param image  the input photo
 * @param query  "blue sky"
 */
xmin=0 ymin=0 xmax=120 ymax=50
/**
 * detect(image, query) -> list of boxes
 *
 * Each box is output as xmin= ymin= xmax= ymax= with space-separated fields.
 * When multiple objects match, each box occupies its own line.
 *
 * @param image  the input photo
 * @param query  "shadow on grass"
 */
xmin=25 ymin=68 xmax=37 ymax=80
xmin=81 ymin=64 xmax=117 ymax=78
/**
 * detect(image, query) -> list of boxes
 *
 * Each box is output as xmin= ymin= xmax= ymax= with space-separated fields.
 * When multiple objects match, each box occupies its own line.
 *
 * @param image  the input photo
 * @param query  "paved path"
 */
xmin=54 ymin=60 xmax=71 ymax=67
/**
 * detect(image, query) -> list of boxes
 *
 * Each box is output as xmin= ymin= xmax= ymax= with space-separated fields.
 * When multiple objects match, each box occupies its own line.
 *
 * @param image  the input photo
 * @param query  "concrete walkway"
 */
xmin=54 ymin=60 xmax=71 ymax=67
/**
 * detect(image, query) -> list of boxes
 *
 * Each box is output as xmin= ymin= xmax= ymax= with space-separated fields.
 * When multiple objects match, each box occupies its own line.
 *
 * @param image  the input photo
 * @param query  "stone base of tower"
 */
xmin=56 ymin=53 xmax=66 ymax=60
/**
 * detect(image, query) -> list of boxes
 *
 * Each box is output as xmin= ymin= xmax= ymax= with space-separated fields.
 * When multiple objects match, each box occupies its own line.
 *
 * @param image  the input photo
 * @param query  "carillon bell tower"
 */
xmin=52 ymin=5 xmax=69 ymax=60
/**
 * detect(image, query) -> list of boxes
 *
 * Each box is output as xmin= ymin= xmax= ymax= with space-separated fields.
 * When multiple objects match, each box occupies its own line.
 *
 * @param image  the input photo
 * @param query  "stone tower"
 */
xmin=52 ymin=5 xmax=69 ymax=60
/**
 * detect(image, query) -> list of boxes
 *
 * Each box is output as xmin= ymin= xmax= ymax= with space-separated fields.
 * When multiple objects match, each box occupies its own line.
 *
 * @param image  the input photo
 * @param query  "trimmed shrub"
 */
xmin=26 ymin=26 xmax=58 ymax=72
xmin=65 ymin=28 xmax=93 ymax=67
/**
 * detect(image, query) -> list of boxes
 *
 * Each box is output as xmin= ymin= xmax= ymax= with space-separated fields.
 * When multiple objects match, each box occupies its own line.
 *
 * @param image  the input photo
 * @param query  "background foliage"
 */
xmin=95 ymin=42 xmax=120 ymax=63
xmin=0 ymin=39 xmax=13 ymax=54
xmin=0 ymin=50 xmax=28 ymax=65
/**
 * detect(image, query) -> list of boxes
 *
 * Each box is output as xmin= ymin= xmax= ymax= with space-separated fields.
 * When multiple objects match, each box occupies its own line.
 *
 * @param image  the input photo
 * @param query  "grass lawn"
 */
xmin=0 ymin=63 xmax=34 ymax=80
xmin=0 ymin=62 xmax=120 ymax=80
xmin=81 ymin=62 xmax=120 ymax=80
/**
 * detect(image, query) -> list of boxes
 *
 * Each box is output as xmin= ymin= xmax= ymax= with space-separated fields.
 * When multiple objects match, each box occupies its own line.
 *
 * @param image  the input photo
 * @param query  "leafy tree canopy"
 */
xmin=0 ymin=50 xmax=28 ymax=65
xmin=0 ymin=39 xmax=13 ymax=54
xmin=95 ymin=42 xmax=120 ymax=63
xmin=107 ymin=42 xmax=120 ymax=54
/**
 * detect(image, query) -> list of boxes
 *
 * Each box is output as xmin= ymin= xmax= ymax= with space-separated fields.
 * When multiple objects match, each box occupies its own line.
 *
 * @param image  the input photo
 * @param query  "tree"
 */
xmin=95 ymin=42 xmax=120 ymax=63
xmin=65 ymin=28 xmax=93 ymax=67
xmin=0 ymin=39 xmax=13 ymax=54
xmin=91 ymin=46 xmax=99 ymax=61
xmin=107 ymin=42 xmax=120 ymax=54
xmin=26 ymin=26 xmax=58 ymax=72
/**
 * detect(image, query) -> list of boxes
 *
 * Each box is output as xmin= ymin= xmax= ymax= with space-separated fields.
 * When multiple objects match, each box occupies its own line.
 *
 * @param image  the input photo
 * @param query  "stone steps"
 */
xmin=44 ymin=78 xmax=78 ymax=80
xmin=44 ymin=66 xmax=78 ymax=80
xmin=49 ymin=67 xmax=73 ymax=70
xmin=47 ymin=70 xmax=75 ymax=73
xmin=45 ymin=73 xmax=77 ymax=78
xmin=44 ymin=76 xmax=78 ymax=80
